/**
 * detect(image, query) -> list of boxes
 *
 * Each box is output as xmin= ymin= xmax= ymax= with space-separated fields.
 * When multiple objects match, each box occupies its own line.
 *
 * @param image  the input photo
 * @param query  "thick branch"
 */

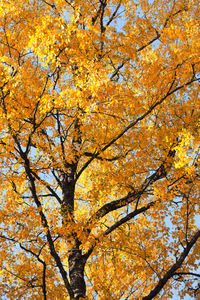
xmin=84 ymin=201 xmax=156 ymax=260
xmin=84 ymin=150 xmax=131 ymax=161
xmin=143 ymin=230 xmax=200 ymax=300
xmin=87 ymin=150 xmax=175 ymax=228
xmin=103 ymin=201 xmax=155 ymax=236
xmin=92 ymin=0 xmax=107 ymax=28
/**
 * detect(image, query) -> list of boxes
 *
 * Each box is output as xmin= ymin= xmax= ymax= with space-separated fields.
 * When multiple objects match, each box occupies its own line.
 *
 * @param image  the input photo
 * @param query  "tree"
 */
xmin=0 ymin=0 xmax=199 ymax=298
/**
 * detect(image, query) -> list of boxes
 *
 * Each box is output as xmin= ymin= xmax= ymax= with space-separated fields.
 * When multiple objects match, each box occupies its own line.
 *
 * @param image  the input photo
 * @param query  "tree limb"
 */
xmin=86 ymin=150 xmax=175 ymax=229
xmin=174 ymin=272 xmax=200 ymax=279
xmin=143 ymin=230 xmax=200 ymax=300
xmin=84 ymin=201 xmax=156 ymax=260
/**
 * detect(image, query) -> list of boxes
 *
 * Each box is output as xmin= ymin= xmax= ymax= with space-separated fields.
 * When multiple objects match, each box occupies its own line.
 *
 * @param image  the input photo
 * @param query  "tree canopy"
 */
xmin=0 ymin=0 xmax=200 ymax=299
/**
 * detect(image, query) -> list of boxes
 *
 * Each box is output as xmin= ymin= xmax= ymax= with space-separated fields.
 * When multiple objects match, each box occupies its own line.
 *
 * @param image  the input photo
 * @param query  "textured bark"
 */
xmin=68 ymin=248 xmax=86 ymax=299
xmin=61 ymin=170 xmax=76 ymax=218
xmin=61 ymin=118 xmax=81 ymax=220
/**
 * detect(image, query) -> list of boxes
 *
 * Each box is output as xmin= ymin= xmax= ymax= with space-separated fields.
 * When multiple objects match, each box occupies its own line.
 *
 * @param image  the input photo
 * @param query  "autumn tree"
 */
xmin=0 ymin=0 xmax=200 ymax=298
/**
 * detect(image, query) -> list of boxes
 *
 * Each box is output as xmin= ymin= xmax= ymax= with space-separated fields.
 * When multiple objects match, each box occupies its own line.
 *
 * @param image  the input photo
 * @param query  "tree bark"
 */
xmin=61 ymin=170 xmax=75 ymax=219
xmin=68 ymin=248 xmax=86 ymax=299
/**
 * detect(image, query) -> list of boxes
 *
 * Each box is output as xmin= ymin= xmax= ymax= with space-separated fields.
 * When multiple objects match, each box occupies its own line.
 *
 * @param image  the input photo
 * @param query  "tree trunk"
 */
xmin=68 ymin=248 xmax=86 ymax=299
xmin=62 ymin=175 xmax=75 ymax=218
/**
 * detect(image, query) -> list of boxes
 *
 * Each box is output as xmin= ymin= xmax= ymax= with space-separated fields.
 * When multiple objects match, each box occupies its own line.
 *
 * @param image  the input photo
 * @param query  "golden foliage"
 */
xmin=0 ymin=0 xmax=199 ymax=299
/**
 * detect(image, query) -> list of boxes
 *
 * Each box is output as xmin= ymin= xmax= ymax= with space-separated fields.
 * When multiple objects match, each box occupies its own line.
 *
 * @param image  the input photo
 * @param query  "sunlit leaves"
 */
xmin=0 ymin=0 xmax=199 ymax=298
